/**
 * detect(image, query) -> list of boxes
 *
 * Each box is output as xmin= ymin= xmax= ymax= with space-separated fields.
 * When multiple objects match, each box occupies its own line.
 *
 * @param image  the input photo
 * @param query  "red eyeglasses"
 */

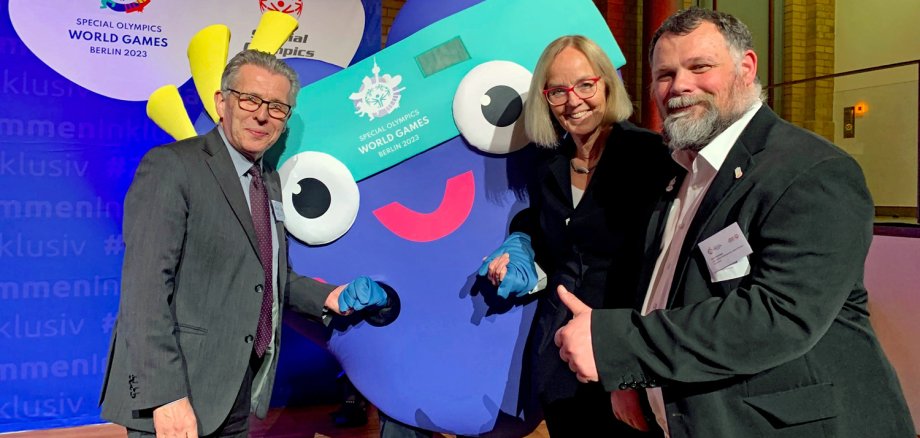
xmin=542 ymin=77 xmax=601 ymax=106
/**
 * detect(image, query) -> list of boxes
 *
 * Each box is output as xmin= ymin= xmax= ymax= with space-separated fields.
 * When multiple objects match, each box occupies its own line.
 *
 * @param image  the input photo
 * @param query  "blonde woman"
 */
xmin=479 ymin=35 xmax=671 ymax=436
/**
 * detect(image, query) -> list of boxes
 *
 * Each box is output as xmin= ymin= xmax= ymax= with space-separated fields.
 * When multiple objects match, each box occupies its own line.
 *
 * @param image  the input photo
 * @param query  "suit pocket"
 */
xmin=743 ymin=382 xmax=839 ymax=427
xmin=175 ymin=323 xmax=208 ymax=335
xmin=174 ymin=324 xmax=208 ymax=365
xmin=711 ymin=256 xmax=750 ymax=282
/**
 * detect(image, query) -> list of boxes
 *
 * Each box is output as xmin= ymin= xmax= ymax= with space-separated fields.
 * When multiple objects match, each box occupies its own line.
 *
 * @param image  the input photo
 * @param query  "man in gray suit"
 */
xmin=100 ymin=50 xmax=388 ymax=437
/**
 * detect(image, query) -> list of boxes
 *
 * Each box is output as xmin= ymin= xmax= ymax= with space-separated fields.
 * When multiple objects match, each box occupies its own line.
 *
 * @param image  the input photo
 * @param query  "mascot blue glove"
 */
xmin=478 ymin=232 xmax=538 ymax=298
xmin=339 ymin=276 xmax=388 ymax=312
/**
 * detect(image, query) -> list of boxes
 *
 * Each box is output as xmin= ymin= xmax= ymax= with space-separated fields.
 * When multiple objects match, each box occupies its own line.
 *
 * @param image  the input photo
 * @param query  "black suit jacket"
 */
xmin=518 ymin=121 xmax=671 ymax=403
xmin=592 ymin=107 xmax=914 ymax=437
xmin=99 ymin=129 xmax=334 ymax=435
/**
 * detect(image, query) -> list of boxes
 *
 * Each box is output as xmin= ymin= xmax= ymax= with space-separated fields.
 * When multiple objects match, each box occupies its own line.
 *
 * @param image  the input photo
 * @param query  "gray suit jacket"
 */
xmin=592 ymin=107 xmax=914 ymax=437
xmin=99 ymin=129 xmax=333 ymax=435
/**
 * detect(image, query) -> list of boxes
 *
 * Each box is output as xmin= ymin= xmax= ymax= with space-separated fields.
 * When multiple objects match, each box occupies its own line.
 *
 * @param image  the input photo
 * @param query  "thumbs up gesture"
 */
xmin=554 ymin=285 xmax=599 ymax=383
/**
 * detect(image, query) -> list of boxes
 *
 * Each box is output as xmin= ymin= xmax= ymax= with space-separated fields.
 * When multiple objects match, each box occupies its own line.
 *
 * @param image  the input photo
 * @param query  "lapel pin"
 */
xmin=665 ymin=177 xmax=676 ymax=192
xmin=734 ymin=167 xmax=743 ymax=179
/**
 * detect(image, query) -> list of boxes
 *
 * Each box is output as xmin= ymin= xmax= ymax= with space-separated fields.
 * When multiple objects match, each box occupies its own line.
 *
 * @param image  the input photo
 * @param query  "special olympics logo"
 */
xmin=259 ymin=0 xmax=304 ymax=17
xmin=100 ymin=0 xmax=152 ymax=13
xmin=349 ymin=60 xmax=406 ymax=121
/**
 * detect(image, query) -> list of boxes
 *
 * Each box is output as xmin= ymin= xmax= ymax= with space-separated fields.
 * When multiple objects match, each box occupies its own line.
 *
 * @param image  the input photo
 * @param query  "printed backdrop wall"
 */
xmin=0 ymin=0 xmax=379 ymax=432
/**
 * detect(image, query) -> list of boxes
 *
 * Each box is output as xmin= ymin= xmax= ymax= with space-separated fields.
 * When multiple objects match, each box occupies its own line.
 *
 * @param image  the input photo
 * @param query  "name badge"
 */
xmin=698 ymin=222 xmax=752 ymax=274
xmin=270 ymin=200 xmax=285 ymax=223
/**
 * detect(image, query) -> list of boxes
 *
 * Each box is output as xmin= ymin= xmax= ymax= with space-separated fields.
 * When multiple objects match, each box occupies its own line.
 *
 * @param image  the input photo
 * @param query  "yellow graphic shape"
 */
xmin=249 ymin=11 xmax=299 ymax=54
xmin=146 ymin=12 xmax=298 ymax=140
xmin=147 ymin=85 xmax=196 ymax=140
xmin=188 ymin=24 xmax=231 ymax=123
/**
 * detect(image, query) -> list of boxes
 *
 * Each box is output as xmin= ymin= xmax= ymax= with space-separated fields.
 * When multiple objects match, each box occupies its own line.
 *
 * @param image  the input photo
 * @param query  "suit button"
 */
xmin=255 ymin=284 xmax=263 ymax=293
xmin=245 ymin=334 xmax=254 ymax=343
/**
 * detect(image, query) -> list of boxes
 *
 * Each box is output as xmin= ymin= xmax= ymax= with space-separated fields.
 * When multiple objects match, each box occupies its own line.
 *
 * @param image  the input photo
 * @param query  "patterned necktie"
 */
xmin=248 ymin=164 xmax=273 ymax=357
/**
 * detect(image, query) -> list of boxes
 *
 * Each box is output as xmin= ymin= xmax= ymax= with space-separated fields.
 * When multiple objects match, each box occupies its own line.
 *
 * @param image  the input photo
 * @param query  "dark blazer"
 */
xmin=592 ymin=107 xmax=915 ymax=437
xmin=99 ymin=129 xmax=334 ymax=435
xmin=519 ymin=121 xmax=671 ymax=404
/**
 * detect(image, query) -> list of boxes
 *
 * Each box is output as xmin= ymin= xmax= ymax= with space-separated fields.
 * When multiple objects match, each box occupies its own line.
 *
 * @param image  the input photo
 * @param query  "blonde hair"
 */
xmin=524 ymin=35 xmax=633 ymax=147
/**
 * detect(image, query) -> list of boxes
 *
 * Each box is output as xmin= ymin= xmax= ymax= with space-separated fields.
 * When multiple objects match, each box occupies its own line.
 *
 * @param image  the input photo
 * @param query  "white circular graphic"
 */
xmin=453 ymin=60 xmax=532 ymax=154
xmin=278 ymin=151 xmax=359 ymax=245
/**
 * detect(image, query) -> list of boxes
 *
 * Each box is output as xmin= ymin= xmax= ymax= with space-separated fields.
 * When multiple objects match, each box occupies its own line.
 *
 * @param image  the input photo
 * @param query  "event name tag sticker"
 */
xmin=698 ymin=222 xmax=752 ymax=273
xmin=271 ymin=200 xmax=285 ymax=222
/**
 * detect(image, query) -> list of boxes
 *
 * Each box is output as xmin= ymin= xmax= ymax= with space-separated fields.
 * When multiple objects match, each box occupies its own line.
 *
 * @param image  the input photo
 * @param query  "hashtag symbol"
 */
xmin=104 ymin=234 xmax=124 ymax=255
xmin=102 ymin=313 xmax=117 ymax=334
xmin=107 ymin=157 xmax=126 ymax=178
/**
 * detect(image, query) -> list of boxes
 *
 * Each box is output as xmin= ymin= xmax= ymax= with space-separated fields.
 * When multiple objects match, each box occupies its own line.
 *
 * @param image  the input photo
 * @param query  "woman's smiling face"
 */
xmin=545 ymin=46 xmax=607 ymax=141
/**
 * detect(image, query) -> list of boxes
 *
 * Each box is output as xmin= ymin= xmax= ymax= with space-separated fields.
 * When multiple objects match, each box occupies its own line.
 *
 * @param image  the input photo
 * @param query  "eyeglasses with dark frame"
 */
xmin=542 ymin=77 xmax=602 ymax=106
xmin=225 ymin=88 xmax=292 ymax=120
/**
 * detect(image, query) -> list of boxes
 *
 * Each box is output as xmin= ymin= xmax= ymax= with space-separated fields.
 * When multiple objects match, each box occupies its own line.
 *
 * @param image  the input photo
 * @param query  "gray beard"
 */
xmin=662 ymin=85 xmax=752 ymax=152
xmin=662 ymin=106 xmax=732 ymax=152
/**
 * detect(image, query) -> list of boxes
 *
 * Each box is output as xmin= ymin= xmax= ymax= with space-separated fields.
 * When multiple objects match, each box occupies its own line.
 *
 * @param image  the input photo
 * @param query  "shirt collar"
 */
xmin=672 ymin=101 xmax=762 ymax=173
xmin=218 ymin=126 xmax=259 ymax=177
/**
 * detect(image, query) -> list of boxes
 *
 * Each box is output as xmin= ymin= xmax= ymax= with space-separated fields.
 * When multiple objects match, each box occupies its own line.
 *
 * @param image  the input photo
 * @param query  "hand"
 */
xmin=611 ymin=389 xmax=650 ymax=432
xmin=152 ymin=397 xmax=198 ymax=438
xmin=554 ymin=285 xmax=598 ymax=383
xmin=477 ymin=232 xmax=538 ymax=298
xmin=336 ymin=276 xmax=388 ymax=314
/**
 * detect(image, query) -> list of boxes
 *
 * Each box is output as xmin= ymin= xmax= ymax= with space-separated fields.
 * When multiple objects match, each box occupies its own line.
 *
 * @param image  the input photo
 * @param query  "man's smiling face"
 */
xmin=216 ymin=64 xmax=292 ymax=160
xmin=651 ymin=21 xmax=757 ymax=150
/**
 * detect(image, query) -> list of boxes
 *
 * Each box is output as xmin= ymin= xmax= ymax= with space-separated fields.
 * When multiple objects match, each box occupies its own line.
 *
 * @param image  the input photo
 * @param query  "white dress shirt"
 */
xmin=641 ymin=102 xmax=761 ymax=436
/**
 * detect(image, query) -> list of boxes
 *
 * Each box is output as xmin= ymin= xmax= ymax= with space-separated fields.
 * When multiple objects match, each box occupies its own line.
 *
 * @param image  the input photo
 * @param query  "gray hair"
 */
xmin=220 ymin=50 xmax=300 ymax=107
xmin=650 ymin=8 xmax=762 ymax=92
xmin=524 ymin=35 xmax=634 ymax=148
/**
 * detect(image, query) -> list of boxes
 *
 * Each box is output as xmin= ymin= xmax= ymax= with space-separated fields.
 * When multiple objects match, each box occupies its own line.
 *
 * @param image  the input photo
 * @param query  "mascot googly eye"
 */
xmin=453 ymin=60 xmax=532 ymax=154
xmin=278 ymin=151 xmax=359 ymax=245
